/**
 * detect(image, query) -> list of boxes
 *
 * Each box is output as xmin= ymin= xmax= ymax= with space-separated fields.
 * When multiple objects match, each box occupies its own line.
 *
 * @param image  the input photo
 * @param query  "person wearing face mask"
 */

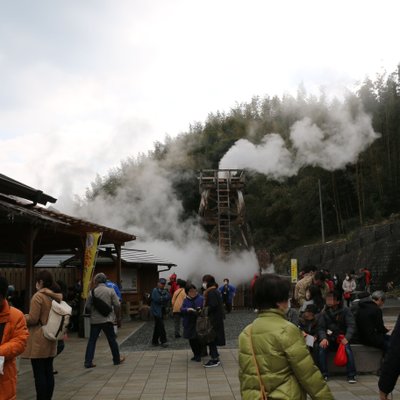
xmin=218 ymin=278 xmax=236 ymax=313
xmin=239 ymin=273 xmax=333 ymax=400
xmin=21 ymin=270 xmax=63 ymax=400
xmin=181 ymin=284 xmax=204 ymax=361
xmin=201 ymin=274 xmax=225 ymax=367
xmin=317 ymin=290 xmax=357 ymax=383
xmin=342 ymin=273 xmax=356 ymax=307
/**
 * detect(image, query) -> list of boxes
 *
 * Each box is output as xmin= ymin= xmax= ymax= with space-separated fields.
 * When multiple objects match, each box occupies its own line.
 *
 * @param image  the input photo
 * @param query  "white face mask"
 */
xmin=202 ymin=282 xmax=207 ymax=290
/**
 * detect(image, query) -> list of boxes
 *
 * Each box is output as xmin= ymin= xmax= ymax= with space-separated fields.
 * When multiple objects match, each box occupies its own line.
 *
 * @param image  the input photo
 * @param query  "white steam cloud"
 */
xmin=71 ymin=102 xmax=377 ymax=287
xmin=73 ymin=157 xmax=259 ymax=286
xmin=219 ymin=104 xmax=380 ymax=177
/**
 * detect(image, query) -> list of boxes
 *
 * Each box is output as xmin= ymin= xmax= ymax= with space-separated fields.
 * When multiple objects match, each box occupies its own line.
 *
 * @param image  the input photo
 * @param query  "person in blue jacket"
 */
xmin=181 ymin=284 xmax=204 ymax=362
xmin=151 ymin=278 xmax=170 ymax=347
xmin=106 ymin=280 xmax=122 ymax=302
xmin=218 ymin=278 xmax=236 ymax=313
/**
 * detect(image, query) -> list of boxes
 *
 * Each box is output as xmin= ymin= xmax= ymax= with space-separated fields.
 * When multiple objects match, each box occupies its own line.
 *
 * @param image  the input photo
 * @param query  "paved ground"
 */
xmin=16 ymin=311 xmax=400 ymax=399
xmin=120 ymin=310 xmax=256 ymax=352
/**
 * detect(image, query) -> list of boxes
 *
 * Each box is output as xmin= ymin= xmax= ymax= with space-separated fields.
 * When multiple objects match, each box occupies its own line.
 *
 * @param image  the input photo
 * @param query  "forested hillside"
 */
xmin=85 ymin=67 xmax=400 ymax=256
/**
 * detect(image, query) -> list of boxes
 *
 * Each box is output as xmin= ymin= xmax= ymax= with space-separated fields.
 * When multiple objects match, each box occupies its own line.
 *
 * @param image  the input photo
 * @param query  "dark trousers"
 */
xmin=318 ymin=342 xmax=356 ymax=378
xmin=84 ymin=322 xmax=120 ymax=366
xmin=208 ymin=341 xmax=219 ymax=360
xmin=173 ymin=312 xmax=181 ymax=335
xmin=224 ymin=302 xmax=232 ymax=313
xmin=189 ymin=338 xmax=202 ymax=357
xmin=383 ymin=334 xmax=391 ymax=354
xmin=31 ymin=357 xmax=54 ymax=400
xmin=152 ymin=316 xmax=167 ymax=344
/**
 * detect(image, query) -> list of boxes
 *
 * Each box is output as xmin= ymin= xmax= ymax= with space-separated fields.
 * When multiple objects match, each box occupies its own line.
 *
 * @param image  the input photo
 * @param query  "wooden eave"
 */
xmin=0 ymin=194 xmax=135 ymax=253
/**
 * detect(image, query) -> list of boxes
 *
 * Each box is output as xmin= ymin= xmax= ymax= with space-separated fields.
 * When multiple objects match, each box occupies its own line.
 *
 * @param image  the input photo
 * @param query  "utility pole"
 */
xmin=318 ymin=179 xmax=325 ymax=244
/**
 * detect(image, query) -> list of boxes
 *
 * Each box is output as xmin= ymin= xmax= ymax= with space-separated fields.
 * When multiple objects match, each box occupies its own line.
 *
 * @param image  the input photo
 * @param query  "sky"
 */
xmin=0 ymin=0 xmax=399 ymax=208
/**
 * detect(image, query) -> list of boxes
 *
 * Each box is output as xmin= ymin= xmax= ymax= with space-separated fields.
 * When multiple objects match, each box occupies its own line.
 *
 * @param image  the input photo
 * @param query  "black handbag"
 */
xmin=91 ymin=289 xmax=112 ymax=317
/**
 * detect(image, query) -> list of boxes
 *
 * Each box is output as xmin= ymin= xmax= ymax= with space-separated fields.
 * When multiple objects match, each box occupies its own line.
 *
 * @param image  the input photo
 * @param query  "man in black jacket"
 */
xmin=378 ymin=315 xmax=400 ymax=399
xmin=318 ymin=290 xmax=357 ymax=383
xmin=356 ymin=290 xmax=390 ymax=352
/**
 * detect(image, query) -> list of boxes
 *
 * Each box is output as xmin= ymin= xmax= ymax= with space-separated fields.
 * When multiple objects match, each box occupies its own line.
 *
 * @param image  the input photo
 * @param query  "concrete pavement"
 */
xmin=16 ymin=320 xmax=400 ymax=400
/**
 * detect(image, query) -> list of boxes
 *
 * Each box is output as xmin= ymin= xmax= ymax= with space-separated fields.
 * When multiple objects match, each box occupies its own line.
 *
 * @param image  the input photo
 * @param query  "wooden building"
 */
xmin=62 ymin=246 xmax=176 ymax=316
xmin=0 ymin=173 xmax=135 ymax=307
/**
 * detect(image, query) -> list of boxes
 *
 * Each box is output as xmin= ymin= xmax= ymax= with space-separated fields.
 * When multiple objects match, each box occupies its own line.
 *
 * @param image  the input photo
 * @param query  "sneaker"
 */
xmin=203 ymin=359 xmax=220 ymax=368
xmin=84 ymin=363 xmax=96 ymax=369
xmin=348 ymin=376 xmax=357 ymax=384
xmin=175 ymin=333 xmax=181 ymax=338
xmin=160 ymin=342 xmax=168 ymax=348
xmin=190 ymin=356 xmax=201 ymax=362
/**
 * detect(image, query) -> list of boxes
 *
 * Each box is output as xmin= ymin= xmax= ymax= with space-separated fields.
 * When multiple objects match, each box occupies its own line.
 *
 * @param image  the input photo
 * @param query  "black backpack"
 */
xmin=196 ymin=307 xmax=216 ymax=344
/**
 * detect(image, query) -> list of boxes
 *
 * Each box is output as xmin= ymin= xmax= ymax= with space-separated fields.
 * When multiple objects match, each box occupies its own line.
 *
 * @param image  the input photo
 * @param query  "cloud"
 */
xmin=0 ymin=0 xmax=397 ymax=213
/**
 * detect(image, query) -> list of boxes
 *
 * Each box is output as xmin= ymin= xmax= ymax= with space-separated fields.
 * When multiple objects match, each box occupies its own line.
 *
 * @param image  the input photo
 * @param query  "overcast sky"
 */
xmin=0 ymin=0 xmax=399 ymax=207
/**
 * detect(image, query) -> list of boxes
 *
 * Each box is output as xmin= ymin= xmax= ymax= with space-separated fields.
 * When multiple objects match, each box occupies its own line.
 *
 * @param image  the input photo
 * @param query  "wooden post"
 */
xmin=24 ymin=227 xmax=38 ymax=310
xmin=78 ymin=237 xmax=86 ymax=338
xmin=115 ymin=244 xmax=122 ymax=286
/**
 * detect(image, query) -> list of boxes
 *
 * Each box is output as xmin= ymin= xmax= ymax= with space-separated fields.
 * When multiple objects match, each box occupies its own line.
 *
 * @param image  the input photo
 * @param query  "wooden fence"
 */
xmin=0 ymin=267 xmax=77 ymax=293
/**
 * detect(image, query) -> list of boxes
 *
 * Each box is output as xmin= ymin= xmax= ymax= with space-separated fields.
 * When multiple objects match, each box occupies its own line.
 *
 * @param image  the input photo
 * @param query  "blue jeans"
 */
xmin=84 ymin=322 xmax=120 ymax=366
xmin=318 ymin=342 xmax=356 ymax=378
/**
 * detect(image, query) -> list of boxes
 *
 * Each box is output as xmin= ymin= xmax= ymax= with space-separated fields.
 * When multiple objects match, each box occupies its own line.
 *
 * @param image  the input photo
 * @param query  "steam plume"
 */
xmin=74 ymin=157 xmax=259 ymax=285
xmin=219 ymin=103 xmax=380 ymax=176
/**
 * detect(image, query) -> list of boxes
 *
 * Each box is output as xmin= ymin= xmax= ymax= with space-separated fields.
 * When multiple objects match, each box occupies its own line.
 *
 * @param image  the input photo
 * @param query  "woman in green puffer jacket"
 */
xmin=239 ymin=274 xmax=333 ymax=400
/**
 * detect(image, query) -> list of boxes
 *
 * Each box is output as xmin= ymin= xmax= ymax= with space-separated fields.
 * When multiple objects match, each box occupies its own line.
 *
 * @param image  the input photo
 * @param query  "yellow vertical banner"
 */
xmin=81 ymin=232 xmax=102 ymax=299
xmin=290 ymin=259 xmax=298 ymax=283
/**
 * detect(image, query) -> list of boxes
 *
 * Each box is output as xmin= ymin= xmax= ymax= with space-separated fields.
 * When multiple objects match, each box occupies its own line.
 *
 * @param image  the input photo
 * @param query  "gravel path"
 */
xmin=121 ymin=310 xmax=256 ymax=352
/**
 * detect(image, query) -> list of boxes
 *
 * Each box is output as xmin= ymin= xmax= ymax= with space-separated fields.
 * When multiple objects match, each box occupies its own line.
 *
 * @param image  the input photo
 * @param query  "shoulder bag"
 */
xmin=249 ymin=324 xmax=268 ymax=400
xmin=91 ymin=288 xmax=112 ymax=317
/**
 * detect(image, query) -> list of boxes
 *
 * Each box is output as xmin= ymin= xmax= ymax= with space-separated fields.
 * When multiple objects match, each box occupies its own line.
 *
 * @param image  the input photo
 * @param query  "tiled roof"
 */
xmin=100 ymin=246 xmax=176 ymax=267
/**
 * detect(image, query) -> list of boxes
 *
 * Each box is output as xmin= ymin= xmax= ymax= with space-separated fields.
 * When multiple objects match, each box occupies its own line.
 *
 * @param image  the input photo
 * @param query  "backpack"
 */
xmin=91 ymin=288 xmax=112 ymax=317
xmin=196 ymin=306 xmax=216 ymax=344
xmin=42 ymin=300 xmax=72 ymax=341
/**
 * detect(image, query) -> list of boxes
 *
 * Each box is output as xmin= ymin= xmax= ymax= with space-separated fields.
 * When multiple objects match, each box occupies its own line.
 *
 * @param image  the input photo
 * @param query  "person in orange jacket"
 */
xmin=0 ymin=276 xmax=29 ymax=400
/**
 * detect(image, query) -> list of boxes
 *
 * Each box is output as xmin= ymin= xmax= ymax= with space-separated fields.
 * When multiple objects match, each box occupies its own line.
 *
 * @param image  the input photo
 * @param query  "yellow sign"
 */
xmin=290 ymin=259 xmax=298 ymax=283
xmin=81 ymin=232 xmax=102 ymax=299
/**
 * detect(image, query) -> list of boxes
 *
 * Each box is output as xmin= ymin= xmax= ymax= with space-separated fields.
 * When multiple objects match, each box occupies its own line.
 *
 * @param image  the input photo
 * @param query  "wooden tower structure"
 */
xmin=198 ymin=169 xmax=251 ymax=257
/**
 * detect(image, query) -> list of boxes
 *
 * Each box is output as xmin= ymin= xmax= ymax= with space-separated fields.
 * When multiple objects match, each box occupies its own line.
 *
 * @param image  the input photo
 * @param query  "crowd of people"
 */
xmin=149 ymin=273 xmax=234 ymax=368
xmin=239 ymin=270 xmax=400 ymax=399
xmin=1 ymin=265 xmax=400 ymax=399
xmin=0 ymin=269 xmax=237 ymax=399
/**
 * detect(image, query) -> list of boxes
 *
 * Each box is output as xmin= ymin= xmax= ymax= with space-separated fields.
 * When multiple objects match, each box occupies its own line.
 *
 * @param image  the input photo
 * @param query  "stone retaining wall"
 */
xmin=290 ymin=220 xmax=400 ymax=288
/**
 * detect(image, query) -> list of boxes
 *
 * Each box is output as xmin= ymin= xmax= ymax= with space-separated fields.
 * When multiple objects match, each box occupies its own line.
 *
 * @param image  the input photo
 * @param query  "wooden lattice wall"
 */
xmin=0 ymin=267 xmax=77 ymax=293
